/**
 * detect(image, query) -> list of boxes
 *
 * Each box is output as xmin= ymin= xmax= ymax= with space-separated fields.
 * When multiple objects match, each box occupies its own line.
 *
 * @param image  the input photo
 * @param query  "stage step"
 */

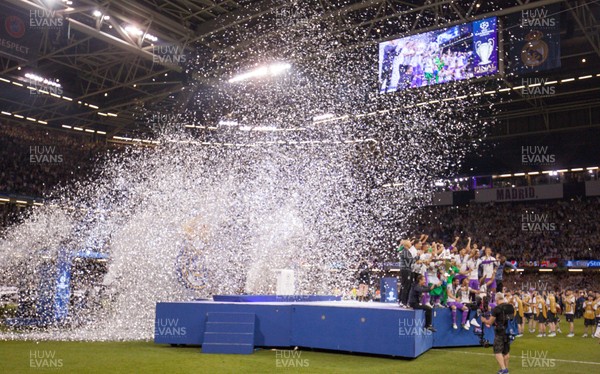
xmin=201 ymin=312 xmax=255 ymax=354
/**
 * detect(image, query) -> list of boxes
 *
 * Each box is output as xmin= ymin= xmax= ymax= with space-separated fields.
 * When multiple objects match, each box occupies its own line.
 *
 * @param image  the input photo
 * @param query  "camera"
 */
xmin=473 ymin=303 xmax=516 ymax=348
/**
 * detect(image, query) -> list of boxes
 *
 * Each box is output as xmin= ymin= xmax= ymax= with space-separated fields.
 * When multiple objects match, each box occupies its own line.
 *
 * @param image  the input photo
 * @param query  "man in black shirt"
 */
xmin=482 ymin=293 xmax=514 ymax=374
xmin=408 ymin=274 xmax=437 ymax=332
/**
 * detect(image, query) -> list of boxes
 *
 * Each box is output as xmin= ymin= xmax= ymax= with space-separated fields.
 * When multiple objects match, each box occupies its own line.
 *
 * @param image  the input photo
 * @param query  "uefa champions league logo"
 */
xmin=480 ymin=21 xmax=489 ymax=31
xmin=388 ymin=290 xmax=397 ymax=302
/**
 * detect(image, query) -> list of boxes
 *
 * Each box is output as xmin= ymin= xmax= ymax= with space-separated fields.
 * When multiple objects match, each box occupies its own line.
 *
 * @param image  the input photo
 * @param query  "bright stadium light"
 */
xmin=24 ymin=73 xmax=62 ymax=88
xmin=228 ymin=62 xmax=291 ymax=83
xmin=125 ymin=25 xmax=158 ymax=42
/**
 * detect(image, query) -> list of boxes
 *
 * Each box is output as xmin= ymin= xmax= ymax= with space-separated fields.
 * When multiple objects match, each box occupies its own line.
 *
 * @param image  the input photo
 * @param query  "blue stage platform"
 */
xmin=155 ymin=299 xmax=495 ymax=358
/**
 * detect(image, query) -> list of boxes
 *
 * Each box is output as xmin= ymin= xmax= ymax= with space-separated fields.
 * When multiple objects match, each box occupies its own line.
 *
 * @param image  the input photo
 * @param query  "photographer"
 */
xmin=482 ymin=293 xmax=514 ymax=374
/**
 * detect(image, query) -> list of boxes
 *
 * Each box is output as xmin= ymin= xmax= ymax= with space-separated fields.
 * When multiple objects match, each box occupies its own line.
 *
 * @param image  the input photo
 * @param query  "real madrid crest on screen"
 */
xmin=175 ymin=216 xmax=211 ymax=290
xmin=521 ymin=31 xmax=549 ymax=68
xmin=175 ymin=242 xmax=208 ymax=290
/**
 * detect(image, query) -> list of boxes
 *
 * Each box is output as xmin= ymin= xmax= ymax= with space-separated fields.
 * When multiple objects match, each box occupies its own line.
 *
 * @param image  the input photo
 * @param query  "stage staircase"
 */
xmin=201 ymin=312 xmax=256 ymax=354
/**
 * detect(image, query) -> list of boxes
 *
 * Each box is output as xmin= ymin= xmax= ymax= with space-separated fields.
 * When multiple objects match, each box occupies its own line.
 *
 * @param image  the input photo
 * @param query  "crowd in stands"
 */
xmin=0 ymin=123 xmax=110 ymax=198
xmin=413 ymin=198 xmax=600 ymax=261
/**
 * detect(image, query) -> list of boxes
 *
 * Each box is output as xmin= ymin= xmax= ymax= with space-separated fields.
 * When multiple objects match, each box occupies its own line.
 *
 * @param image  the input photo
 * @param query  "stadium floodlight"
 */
xmin=125 ymin=25 xmax=143 ymax=36
xmin=24 ymin=73 xmax=62 ymax=88
xmin=125 ymin=25 xmax=158 ymax=42
xmin=228 ymin=62 xmax=291 ymax=83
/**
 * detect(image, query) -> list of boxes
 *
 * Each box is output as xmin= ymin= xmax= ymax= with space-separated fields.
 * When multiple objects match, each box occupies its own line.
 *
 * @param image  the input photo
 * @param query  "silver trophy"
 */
xmin=475 ymin=38 xmax=494 ymax=65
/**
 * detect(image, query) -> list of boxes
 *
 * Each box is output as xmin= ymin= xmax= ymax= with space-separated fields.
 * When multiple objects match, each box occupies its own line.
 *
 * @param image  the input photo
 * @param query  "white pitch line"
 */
xmin=430 ymin=350 xmax=600 ymax=366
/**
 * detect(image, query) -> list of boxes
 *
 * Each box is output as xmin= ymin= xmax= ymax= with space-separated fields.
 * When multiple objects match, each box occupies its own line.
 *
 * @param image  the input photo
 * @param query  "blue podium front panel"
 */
xmin=155 ymin=302 xmax=206 ymax=345
xmin=432 ymin=308 xmax=495 ymax=347
xmin=291 ymin=304 xmax=432 ymax=357
xmin=155 ymin=302 xmax=293 ymax=346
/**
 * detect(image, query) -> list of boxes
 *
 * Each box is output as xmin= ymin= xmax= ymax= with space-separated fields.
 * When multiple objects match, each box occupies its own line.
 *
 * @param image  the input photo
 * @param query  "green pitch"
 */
xmin=1 ymin=324 xmax=598 ymax=373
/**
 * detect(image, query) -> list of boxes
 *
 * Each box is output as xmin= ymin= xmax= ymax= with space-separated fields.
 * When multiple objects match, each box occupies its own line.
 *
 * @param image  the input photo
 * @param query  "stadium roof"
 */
xmin=0 ymin=0 xmax=599 ymax=142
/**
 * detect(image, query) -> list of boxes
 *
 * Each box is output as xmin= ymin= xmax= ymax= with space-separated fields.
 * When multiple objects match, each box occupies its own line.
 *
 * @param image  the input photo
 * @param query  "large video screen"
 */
xmin=378 ymin=17 xmax=498 ymax=93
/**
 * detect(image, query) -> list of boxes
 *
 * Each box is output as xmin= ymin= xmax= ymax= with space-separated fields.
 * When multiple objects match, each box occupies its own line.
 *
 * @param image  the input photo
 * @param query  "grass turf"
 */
xmin=1 ymin=324 xmax=599 ymax=373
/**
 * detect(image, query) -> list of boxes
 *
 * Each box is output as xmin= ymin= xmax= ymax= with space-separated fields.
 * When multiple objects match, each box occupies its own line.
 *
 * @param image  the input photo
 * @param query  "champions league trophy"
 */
xmin=475 ymin=38 xmax=494 ymax=65
xmin=273 ymin=269 xmax=295 ymax=295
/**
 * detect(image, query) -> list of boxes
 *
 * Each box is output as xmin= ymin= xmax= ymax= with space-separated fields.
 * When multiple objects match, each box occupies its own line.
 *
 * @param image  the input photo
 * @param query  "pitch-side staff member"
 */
xmin=482 ymin=293 xmax=514 ymax=374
